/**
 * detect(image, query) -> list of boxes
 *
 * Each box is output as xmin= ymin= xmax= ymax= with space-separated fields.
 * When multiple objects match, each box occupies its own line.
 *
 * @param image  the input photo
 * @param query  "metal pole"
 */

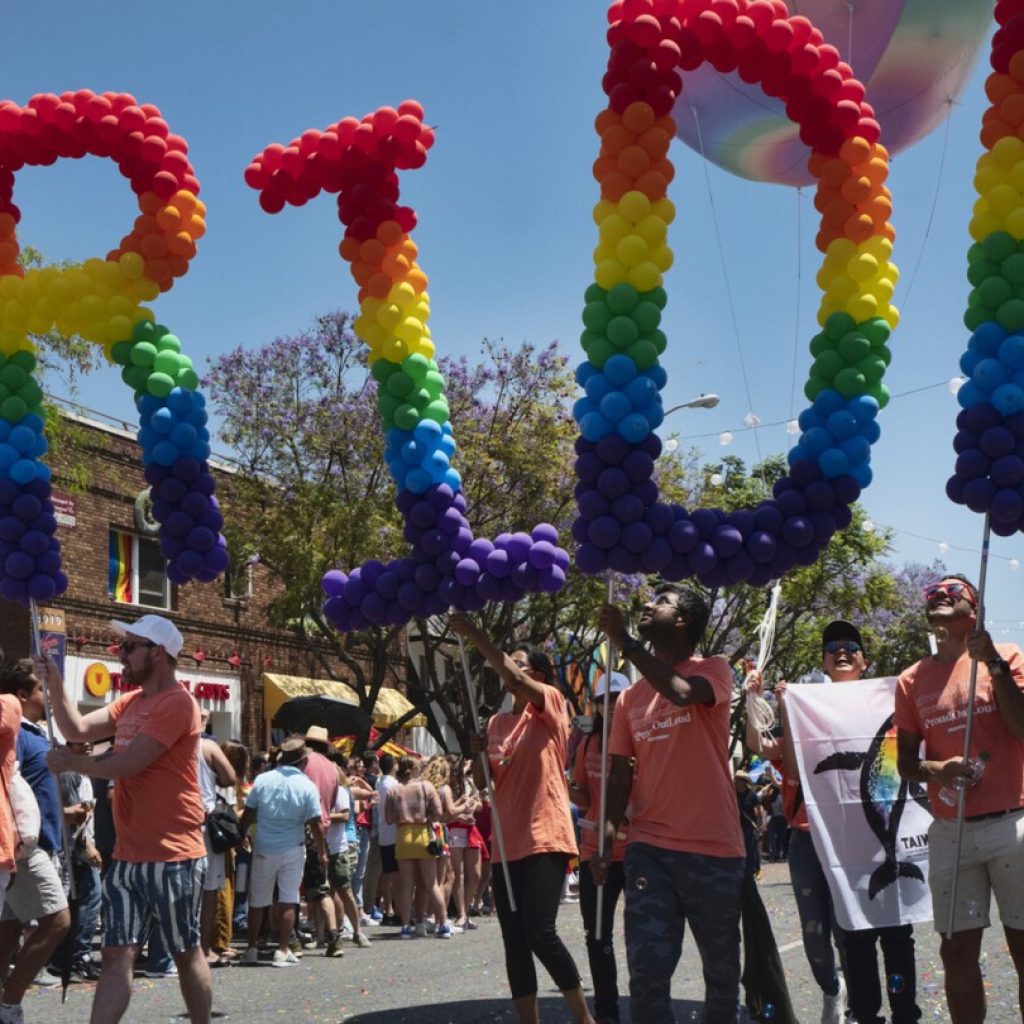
xmin=457 ymin=635 xmax=516 ymax=913
xmin=944 ymin=514 xmax=991 ymax=939
xmin=594 ymin=575 xmax=615 ymax=942
xmin=29 ymin=600 xmax=77 ymax=901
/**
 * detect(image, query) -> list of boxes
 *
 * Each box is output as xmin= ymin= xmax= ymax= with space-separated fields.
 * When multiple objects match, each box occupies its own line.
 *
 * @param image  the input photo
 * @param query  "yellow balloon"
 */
xmin=618 ymin=191 xmax=651 ymax=224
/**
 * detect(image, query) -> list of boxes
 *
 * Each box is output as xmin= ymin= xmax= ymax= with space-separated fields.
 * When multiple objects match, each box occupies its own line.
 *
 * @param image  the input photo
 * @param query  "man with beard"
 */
xmin=594 ymin=584 xmax=744 ymax=1023
xmin=895 ymin=575 xmax=1024 ymax=1024
xmin=43 ymin=615 xmax=211 ymax=1024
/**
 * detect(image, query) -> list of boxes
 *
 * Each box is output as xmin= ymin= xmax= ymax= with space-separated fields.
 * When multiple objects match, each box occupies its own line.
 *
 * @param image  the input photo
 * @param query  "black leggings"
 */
xmin=492 ymin=852 xmax=582 ymax=1000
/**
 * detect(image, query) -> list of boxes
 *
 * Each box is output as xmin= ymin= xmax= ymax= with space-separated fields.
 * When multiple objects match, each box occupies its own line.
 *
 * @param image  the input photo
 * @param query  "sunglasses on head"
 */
xmin=824 ymin=640 xmax=861 ymax=655
xmin=120 ymin=640 xmax=156 ymax=654
xmin=923 ymin=582 xmax=977 ymax=607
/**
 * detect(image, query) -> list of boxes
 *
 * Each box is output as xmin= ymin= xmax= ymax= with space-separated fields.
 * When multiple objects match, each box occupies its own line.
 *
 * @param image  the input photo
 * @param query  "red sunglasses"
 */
xmin=923 ymin=582 xmax=977 ymax=608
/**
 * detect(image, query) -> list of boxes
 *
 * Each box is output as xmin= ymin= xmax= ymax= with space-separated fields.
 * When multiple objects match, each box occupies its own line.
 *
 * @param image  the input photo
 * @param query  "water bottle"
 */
xmin=938 ymin=752 xmax=989 ymax=807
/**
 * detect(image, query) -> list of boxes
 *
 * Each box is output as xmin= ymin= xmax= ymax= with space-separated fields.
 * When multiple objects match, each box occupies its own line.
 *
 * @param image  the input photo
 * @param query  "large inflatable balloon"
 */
xmin=0 ymin=90 xmax=227 ymax=602
xmin=246 ymin=105 xmax=569 ymax=632
xmin=673 ymin=0 xmax=992 ymax=186
xmin=573 ymin=0 xmax=899 ymax=588
xmin=947 ymin=0 xmax=1024 ymax=537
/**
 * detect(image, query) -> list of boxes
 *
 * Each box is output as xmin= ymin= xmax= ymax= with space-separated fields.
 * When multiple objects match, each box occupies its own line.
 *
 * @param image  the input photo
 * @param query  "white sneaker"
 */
xmin=821 ymin=976 xmax=846 ymax=1024
xmin=271 ymin=949 xmax=300 ymax=968
xmin=32 ymin=969 xmax=60 ymax=987
xmin=354 ymin=932 xmax=371 ymax=948
xmin=359 ymin=913 xmax=380 ymax=928
xmin=241 ymin=947 xmax=259 ymax=965
xmin=413 ymin=922 xmax=427 ymax=938
xmin=0 ymin=1003 xmax=24 ymax=1024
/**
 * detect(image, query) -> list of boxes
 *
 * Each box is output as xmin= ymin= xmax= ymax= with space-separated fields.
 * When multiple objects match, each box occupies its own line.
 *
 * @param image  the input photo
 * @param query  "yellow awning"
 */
xmin=262 ymin=672 xmax=426 ymax=729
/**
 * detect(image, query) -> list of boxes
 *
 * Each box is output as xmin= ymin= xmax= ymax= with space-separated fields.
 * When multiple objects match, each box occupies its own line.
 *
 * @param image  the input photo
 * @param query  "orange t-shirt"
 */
xmin=609 ymin=656 xmax=744 ymax=858
xmin=573 ymin=732 xmax=628 ymax=862
xmin=779 ymin=769 xmax=809 ymax=832
xmin=109 ymin=682 xmax=206 ymax=862
xmin=486 ymin=686 xmax=576 ymax=864
xmin=894 ymin=643 xmax=1024 ymax=820
xmin=0 ymin=695 xmax=20 ymax=871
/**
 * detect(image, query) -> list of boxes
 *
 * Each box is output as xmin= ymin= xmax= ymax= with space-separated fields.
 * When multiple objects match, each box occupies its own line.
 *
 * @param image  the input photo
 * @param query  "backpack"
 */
xmin=205 ymin=797 xmax=242 ymax=853
xmin=2 ymin=763 xmax=40 ymax=861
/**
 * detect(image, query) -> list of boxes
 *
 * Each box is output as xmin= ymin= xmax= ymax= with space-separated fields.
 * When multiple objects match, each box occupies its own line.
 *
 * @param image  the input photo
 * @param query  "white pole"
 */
xmin=594 ymin=575 xmax=615 ymax=942
xmin=457 ymin=635 xmax=516 ymax=913
xmin=29 ymin=599 xmax=77 ymax=901
xmin=944 ymin=514 xmax=991 ymax=939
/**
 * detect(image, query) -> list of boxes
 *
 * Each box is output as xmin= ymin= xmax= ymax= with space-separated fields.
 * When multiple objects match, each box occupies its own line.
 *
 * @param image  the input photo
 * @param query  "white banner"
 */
xmin=786 ymin=677 xmax=933 ymax=931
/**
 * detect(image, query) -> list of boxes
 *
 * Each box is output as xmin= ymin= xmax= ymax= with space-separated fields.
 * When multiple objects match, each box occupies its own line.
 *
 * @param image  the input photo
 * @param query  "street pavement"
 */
xmin=29 ymin=862 xmax=1022 ymax=1022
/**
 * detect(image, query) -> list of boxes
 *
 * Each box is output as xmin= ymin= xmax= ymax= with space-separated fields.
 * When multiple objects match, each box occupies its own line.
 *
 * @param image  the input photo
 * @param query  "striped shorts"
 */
xmin=103 ymin=857 xmax=206 ymax=955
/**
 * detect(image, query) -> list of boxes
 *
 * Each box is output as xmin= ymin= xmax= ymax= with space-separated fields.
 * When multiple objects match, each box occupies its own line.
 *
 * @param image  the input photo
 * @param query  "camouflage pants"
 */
xmin=624 ymin=843 xmax=743 ymax=1024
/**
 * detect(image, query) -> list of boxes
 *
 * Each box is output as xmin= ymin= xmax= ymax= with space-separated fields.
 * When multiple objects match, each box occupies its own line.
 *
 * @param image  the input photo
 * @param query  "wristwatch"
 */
xmin=986 ymin=656 xmax=1011 ymax=676
xmin=622 ymin=635 xmax=645 ymax=658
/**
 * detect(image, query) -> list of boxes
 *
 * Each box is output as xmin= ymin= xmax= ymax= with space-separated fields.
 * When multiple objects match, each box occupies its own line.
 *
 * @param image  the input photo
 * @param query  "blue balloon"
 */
xmin=850 ymin=463 xmax=873 ymax=488
xmin=970 ymin=321 xmax=1006 ymax=356
xmin=974 ymin=358 xmax=1009 ymax=392
xmin=649 ymin=364 xmax=668 ymax=390
xmin=167 ymin=387 xmax=194 ymax=414
xmin=642 ymin=401 xmax=664 ymax=430
xmin=414 ymin=419 xmax=442 ymax=444
xmin=860 ymin=420 xmax=882 ymax=444
xmin=625 ymin=376 xmax=657 ymax=407
xmin=848 ymin=395 xmax=880 ymax=424
xmin=443 ymin=468 xmax=462 ymax=491
xmin=580 ymin=411 xmax=613 ymax=442
xmin=438 ymin=434 xmax=457 ymax=458
xmin=405 ymin=468 xmax=432 ymax=493
xmin=9 ymin=459 xmax=37 ymax=485
xmin=798 ymin=407 xmax=823 ymax=431
xmin=152 ymin=441 xmax=179 ymax=466
xmin=585 ymin=374 xmax=612 ymax=403
xmin=957 ymin=380 xmax=987 ymax=409
xmin=818 ymin=448 xmax=849 ymax=478
xmin=600 ymin=391 xmax=632 ymax=423
xmin=619 ymin=413 xmax=650 ymax=444
xmin=840 ymin=436 xmax=871 ymax=464
xmin=992 ymin=383 xmax=1024 ymax=416
xmin=8 ymin=427 xmax=34 ymax=455
xmin=960 ymin=349 xmax=982 ymax=376
xmin=575 ymin=361 xmax=597 ymax=387
xmin=170 ymin=422 xmax=197 ymax=448
xmin=814 ymin=389 xmax=845 ymax=415
xmin=826 ymin=410 xmax=858 ymax=441
xmin=604 ymin=354 xmax=637 ymax=386
xmin=800 ymin=426 xmax=832 ymax=456
xmin=573 ymin=397 xmax=596 ymax=422
xmin=151 ymin=407 xmax=175 ymax=434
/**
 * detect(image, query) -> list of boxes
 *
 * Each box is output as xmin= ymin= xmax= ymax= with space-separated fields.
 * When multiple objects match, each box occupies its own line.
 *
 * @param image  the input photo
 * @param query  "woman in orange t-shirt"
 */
xmin=451 ymin=615 xmax=595 ymax=1024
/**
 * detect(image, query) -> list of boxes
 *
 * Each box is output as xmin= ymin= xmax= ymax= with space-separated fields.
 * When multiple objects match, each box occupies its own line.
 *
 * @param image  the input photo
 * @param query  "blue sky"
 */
xmin=7 ymin=3 xmax=1022 ymax=645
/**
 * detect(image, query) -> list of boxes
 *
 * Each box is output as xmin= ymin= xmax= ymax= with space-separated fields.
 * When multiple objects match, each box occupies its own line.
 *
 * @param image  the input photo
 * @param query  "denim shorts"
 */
xmin=103 ymin=857 xmax=206 ymax=955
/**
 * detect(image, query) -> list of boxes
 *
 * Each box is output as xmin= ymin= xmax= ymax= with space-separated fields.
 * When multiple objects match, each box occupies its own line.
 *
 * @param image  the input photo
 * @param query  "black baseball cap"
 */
xmin=822 ymin=620 xmax=863 ymax=651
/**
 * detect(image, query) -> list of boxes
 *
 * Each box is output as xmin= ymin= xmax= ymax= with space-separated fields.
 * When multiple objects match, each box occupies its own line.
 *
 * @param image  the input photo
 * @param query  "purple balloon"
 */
xmin=485 ymin=549 xmax=512 ymax=579
xmin=506 ymin=533 xmax=532 ymax=562
xmin=529 ymin=541 xmax=557 ymax=570
xmin=645 ymin=503 xmax=674 ymax=535
xmin=576 ymin=543 xmax=608 ymax=574
xmin=595 ymin=434 xmax=629 ymax=464
xmin=782 ymin=516 xmax=814 ymax=549
xmin=531 ymin=523 xmax=559 ymax=545
xmin=575 ymin=453 xmax=602 ymax=482
xmin=713 ymin=526 xmax=743 ymax=558
xmin=691 ymin=509 xmax=720 ymax=540
xmin=725 ymin=551 xmax=754 ymax=584
xmin=955 ymin=449 xmax=990 ymax=480
xmin=476 ymin=574 xmax=503 ymax=601
xmin=963 ymin=478 xmax=997 ymax=514
xmin=608 ymin=545 xmax=640 ymax=573
xmin=687 ymin=542 xmax=717 ymax=574
xmin=186 ymin=527 xmax=215 ymax=553
xmin=175 ymin=549 xmax=204 ymax=578
xmin=204 ymin=546 xmax=229 ymax=573
xmin=455 ymin=558 xmax=481 ymax=587
xmin=753 ymin=504 xmax=783 ymax=533
xmin=538 ymin=565 xmax=567 ymax=593
xmin=622 ymin=522 xmax=653 ymax=553
xmin=414 ymin=564 xmax=441 ymax=591
xmin=946 ymin=474 xmax=967 ymax=504
xmin=776 ymin=491 xmax=807 ymax=518
xmin=611 ymin=494 xmax=645 ymax=524
xmin=578 ymin=489 xmax=610 ymax=520
xmin=397 ymin=582 xmax=424 ymax=611
xmin=963 ymin=404 xmax=1002 ymax=434
xmin=641 ymin=537 xmax=674 ymax=572
xmin=980 ymin=426 xmax=1015 ymax=459
xmin=747 ymin=531 xmax=777 ymax=564
xmin=992 ymin=455 xmax=1024 ymax=489
xmin=991 ymin=487 xmax=1024 ymax=523
xmin=597 ymin=468 xmax=631 ymax=499
xmin=803 ymin=481 xmax=836 ymax=511
xmin=669 ymin=519 xmax=700 ymax=553
xmin=622 ymin=450 xmax=655 ymax=482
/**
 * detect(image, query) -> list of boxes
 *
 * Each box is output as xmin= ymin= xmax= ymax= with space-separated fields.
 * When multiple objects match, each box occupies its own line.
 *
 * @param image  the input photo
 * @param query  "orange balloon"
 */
xmin=622 ymin=101 xmax=656 ymax=134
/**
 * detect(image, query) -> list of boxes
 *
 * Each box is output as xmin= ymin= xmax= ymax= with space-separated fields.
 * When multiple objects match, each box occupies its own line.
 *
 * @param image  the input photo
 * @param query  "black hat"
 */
xmin=822 ymin=620 xmax=863 ymax=650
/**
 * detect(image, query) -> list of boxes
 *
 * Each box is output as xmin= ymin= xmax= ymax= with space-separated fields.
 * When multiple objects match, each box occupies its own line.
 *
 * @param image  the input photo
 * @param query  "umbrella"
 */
xmin=273 ymin=695 xmax=372 ymax=739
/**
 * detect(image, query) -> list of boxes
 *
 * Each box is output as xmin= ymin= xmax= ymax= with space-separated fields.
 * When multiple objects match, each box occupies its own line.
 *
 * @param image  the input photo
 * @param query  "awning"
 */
xmin=262 ymin=672 xmax=427 ymax=728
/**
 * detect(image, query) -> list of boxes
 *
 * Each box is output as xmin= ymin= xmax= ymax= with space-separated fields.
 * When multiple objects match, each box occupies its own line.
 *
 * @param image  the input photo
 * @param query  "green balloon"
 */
xmin=983 ymin=231 xmax=1017 ymax=263
xmin=18 ymin=381 xmax=42 ymax=411
xmin=423 ymin=399 xmax=449 ymax=424
xmin=862 ymin=318 xmax=891 ymax=348
xmin=587 ymin=338 xmax=615 ymax=368
xmin=648 ymin=330 xmax=667 ymax=354
xmin=147 ymin=372 xmax=175 ymax=398
xmin=131 ymin=342 xmax=158 ymax=368
xmin=632 ymin=301 xmax=661 ymax=334
xmin=834 ymin=367 xmax=866 ymax=398
xmin=642 ymin=286 xmax=668 ymax=310
xmin=424 ymin=370 xmax=446 ymax=394
xmin=378 ymin=392 xmax=402 ymax=419
xmin=997 ymin=298 xmax=1024 ymax=333
xmin=867 ymin=381 xmax=890 ymax=409
xmin=584 ymin=283 xmax=606 ymax=305
xmin=627 ymin=339 xmax=658 ymax=370
xmin=0 ymin=365 xmax=27 ymax=391
xmin=154 ymin=351 xmax=180 ymax=377
xmin=403 ymin=352 xmax=430 ymax=381
xmin=979 ymin=277 xmax=1013 ymax=308
xmin=967 ymin=258 xmax=1000 ymax=287
xmin=132 ymin=319 xmax=160 ymax=344
xmin=9 ymin=351 xmax=34 ymax=373
xmin=857 ymin=355 xmax=887 ymax=383
xmin=176 ymin=369 xmax=199 ymax=391
xmin=394 ymin=403 xmax=420 ymax=431
xmin=158 ymin=333 xmax=181 ymax=353
xmin=812 ymin=351 xmax=844 ymax=381
xmin=809 ymin=332 xmax=833 ymax=358
xmin=123 ymin=366 xmax=149 ymax=393
xmin=875 ymin=344 xmax=892 ymax=366
xmin=386 ymin=372 xmax=414 ymax=398
xmin=838 ymin=332 xmax=870 ymax=363
xmin=964 ymin=306 xmax=988 ymax=332
xmin=372 ymin=359 xmax=397 ymax=384
xmin=824 ymin=311 xmax=857 ymax=340
xmin=804 ymin=375 xmax=827 ymax=401
xmin=0 ymin=385 xmax=9 ymax=404
xmin=581 ymin=330 xmax=603 ymax=353
xmin=110 ymin=341 xmax=133 ymax=366
xmin=606 ymin=283 xmax=639 ymax=315
xmin=583 ymin=302 xmax=612 ymax=333
xmin=0 ymin=397 xmax=27 ymax=422
xmin=410 ymin=387 xmax=432 ymax=409
xmin=607 ymin=316 xmax=639 ymax=349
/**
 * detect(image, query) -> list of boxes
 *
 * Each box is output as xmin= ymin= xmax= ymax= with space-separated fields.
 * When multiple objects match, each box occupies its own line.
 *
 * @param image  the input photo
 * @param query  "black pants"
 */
xmin=579 ymin=860 xmax=625 ymax=1022
xmin=842 ymin=924 xmax=922 ymax=1024
xmin=492 ymin=852 xmax=581 ymax=1000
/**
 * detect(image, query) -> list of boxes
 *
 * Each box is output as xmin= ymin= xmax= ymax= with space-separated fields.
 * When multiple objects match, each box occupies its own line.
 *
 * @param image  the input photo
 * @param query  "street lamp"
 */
xmin=663 ymin=393 xmax=720 ymax=416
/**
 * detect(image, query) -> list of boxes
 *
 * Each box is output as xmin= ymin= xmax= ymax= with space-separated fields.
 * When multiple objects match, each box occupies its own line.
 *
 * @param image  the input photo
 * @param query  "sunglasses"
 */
xmin=824 ymin=640 xmax=861 ymax=656
xmin=923 ymin=582 xmax=977 ymax=607
xmin=119 ymin=640 xmax=156 ymax=654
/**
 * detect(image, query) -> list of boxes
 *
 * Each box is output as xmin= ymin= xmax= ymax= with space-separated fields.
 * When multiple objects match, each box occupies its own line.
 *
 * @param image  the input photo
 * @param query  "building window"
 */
xmin=108 ymin=530 xmax=175 ymax=610
xmin=224 ymin=558 xmax=253 ymax=602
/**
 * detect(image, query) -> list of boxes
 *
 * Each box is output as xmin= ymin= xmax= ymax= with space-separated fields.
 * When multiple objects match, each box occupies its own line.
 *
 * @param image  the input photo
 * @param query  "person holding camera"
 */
xmin=384 ymin=756 xmax=451 ymax=939
xmin=450 ymin=615 xmax=596 ymax=1024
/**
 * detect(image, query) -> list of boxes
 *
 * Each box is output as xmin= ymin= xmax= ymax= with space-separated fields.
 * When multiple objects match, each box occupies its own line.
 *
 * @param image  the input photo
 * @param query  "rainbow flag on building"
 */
xmin=108 ymin=531 xmax=132 ymax=603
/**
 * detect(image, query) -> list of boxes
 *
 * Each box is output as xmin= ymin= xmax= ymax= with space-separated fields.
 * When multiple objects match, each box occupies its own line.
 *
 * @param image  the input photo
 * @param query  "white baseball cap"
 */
xmin=594 ymin=671 xmax=630 ymax=699
xmin=110 ymin=614 xmax=184 ymax=659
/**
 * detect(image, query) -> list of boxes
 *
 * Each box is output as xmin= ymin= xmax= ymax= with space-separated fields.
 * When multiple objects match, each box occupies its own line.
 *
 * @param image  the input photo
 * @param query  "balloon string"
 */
xmin=846 ymin=1 xmax=855 ymax=68
xmin=689 ymin=105 xmax=770 ymax=495
xmin=789 ymin=187 xmax=803 ymax=428
xmin=745 ymin=584 xmax=782 ymax=746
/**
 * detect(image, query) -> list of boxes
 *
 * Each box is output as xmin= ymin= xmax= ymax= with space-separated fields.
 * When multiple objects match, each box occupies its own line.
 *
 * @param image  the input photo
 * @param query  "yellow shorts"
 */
xmin=396 ymin=823 xmax=432 ymax=860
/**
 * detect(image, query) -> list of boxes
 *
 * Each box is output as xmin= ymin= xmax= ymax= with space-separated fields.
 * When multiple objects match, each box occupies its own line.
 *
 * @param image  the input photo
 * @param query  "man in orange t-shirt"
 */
xmin=895 ymin=574 xmax=1024 ymax=1024
xmin=596 ymin=584 xmax=744 ymax=1023
xmin=0 ymin=693 xmax=19 ymax=899
xmin=44 ymin=614 xmax=211 ymax=1024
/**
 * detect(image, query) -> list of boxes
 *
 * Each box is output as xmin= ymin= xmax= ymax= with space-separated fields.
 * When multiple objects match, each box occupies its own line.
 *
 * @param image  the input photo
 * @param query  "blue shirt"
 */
xmin=245 ymin=765 xmax=320 ymax=855
xmin=17 ymin=721 xmax=61 ymax=854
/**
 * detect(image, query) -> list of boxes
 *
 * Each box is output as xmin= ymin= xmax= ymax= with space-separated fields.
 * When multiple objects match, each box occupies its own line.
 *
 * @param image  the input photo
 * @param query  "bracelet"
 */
xmin=987 ymin=657 xmax=1011 ymax=677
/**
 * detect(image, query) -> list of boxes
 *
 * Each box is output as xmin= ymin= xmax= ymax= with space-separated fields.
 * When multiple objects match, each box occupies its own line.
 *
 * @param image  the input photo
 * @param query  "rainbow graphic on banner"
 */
xmin=108 ymin=531 xmax=132 ymax=604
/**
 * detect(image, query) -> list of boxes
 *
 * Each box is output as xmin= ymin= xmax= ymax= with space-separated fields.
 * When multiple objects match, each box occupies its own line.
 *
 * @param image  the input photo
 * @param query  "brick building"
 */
xmin=0 ymin=404 xmax=418 ymax=749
